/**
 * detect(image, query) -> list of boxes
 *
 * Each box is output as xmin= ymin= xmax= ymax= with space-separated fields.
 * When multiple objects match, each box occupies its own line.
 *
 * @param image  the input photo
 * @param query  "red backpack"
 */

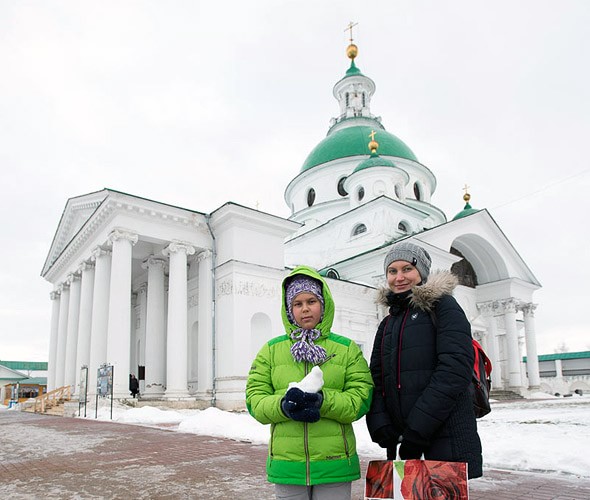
xmin=472 ymin=338 xmax=492 ymax=418
xmin=429 ymin=311 xmax=493 ymax=418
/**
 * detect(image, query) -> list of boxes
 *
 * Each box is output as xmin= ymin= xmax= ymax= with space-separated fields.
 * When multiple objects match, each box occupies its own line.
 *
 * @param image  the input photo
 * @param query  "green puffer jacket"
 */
xmin=246 ymin=266 xmax=374 ymax=486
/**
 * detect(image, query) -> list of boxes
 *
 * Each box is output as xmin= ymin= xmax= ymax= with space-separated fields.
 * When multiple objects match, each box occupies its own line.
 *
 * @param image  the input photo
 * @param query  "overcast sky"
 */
xmin=1 ymin=1 xmax=589 ymax=362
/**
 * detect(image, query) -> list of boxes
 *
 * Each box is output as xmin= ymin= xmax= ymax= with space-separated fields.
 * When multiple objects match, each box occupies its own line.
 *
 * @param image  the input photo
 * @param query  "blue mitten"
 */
xmin=281 ymin=388 xmax=323 ymax=423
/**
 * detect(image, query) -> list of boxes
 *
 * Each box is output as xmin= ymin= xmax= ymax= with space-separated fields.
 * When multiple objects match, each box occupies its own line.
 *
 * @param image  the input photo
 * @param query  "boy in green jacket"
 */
xmin=246 ymin=266 xmax=373 ymax=500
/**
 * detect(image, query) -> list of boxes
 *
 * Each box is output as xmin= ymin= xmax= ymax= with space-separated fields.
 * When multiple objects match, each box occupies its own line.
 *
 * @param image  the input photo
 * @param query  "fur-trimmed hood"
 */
xmin=376 ymin=270 xmax=459 ymax=312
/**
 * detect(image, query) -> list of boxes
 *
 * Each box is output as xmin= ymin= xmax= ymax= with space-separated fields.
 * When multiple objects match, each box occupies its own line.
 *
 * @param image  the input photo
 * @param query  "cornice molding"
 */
xmin=44 ymin=194 xmax=207 ymax=282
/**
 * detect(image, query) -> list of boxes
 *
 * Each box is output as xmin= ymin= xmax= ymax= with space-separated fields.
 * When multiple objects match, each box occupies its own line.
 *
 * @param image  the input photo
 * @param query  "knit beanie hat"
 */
xmin=285 ymin=275 xmax=324 ymax=324
xmin=383 ymin=241 xmax=432 ymax=284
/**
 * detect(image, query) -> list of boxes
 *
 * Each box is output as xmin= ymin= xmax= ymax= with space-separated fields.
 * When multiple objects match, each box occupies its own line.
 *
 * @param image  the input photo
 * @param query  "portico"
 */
xmin=42 ymin=189 xmax=299 ymax=409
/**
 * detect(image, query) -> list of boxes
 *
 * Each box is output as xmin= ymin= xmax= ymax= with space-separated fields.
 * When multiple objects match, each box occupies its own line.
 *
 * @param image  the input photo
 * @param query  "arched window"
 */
xmin=413 ymin=182 xmax=421 ymax=201
xmin=398 ymin=221 xmax=409 ymax=233
xmin=337 ymin=177 xmax=348 ymax=196
xmin=352 ymin=223 xmax=367 ymax=236
xmin=394 ymin=184 xmax=403 ymax=199
xmin=307 ymin=188 xmax=316 ymax=207
xmin=326 ymin=268 xmax=340 ymax=279
xmin=450 ymin=247 xmax=478 ymax=288
xmin=357 ymin=186 xmax=365 ymax=201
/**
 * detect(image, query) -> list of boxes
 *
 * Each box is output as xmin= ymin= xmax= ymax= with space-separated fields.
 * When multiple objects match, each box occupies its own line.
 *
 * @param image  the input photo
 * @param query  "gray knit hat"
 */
xmin=383 ymin=241 xmax=432 ymax=283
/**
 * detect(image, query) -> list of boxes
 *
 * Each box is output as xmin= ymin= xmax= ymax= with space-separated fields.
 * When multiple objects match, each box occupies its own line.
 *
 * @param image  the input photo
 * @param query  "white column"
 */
xmin=522 ymin=303 xmax=541 ymax=389
xmin=478 ymin=301 xmax=502 ymax=389
xmin=88 ymin=246 xmax=112 ymax=396
xmin=64 ymin=272 xmax=82 ymax=389
xmin=106 ymin=228 xmax=138 ymax=399
xmin=163 ymin=241 xmax=195 ymax=399
xmin=142 ymin=257 xmax=167 ymax=397
xmin=197 ymin=250 xmax=214 ymax=399
xmin=131 ymin=284 xmax=147 ymax=382
xmin=54 ymin=282 xmax=70 ymax=389
xmin=47 ymin=290 xmax=61 ymax=391
xmin=503 ymin=299 xmax=522 ymax=389
xmin=75 ymin=261 xmax=95 ymax=393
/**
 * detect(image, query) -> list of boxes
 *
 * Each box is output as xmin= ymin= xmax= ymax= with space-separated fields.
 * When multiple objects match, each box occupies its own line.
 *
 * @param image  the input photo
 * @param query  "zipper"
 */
xmin=304 ymin=360 xmax=311 ymax=486
xmin=397 ymin=308 xmax=410 ymax=390
xmin=340 ymin=424 xmax=351 ymax=465
xmin=304 ymin=422 xmax=311 ymax=485
xmin=380 ymin=316 xmax=391 ymax=397
xmin=269 ymin=424 xmax=274 ymax=458
xmin=317 ymin=353 xmax=336 ymax=366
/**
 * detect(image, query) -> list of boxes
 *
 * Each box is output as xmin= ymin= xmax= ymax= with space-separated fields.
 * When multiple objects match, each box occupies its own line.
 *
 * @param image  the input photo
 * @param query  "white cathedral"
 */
xmin=42 ymin=41 xmax=541 ymax=410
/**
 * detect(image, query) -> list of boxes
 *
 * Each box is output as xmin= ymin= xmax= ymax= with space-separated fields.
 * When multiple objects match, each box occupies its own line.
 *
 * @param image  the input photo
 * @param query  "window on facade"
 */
xmin=394 ymin=184 xmax=403 ymax=199
xmin=337 ymin=177 xmax=348 ymax=196
xmin=345 ymin=92 xmax=349 ymax=107
xmin=307 ymin=188 xmax=316 ymax=207
xmin=413 ymin=182 xmax=421 ymax=201
xmin=357 ymin=186 xmax=365 ymax=201
xmin=398 ymin=221 xmax=408 ymax=233
xmin=450 ymin=246 xmax=478 ymax=288
xmin=326 ymin=268 xmax=340 ymax=279
xmin=352 ymin=223 xmax=367 ymax=236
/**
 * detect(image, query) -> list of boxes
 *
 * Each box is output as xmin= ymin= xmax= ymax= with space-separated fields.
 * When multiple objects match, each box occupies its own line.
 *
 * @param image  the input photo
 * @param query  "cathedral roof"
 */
xmin=300 ymin=125 xmax=417 ymax=172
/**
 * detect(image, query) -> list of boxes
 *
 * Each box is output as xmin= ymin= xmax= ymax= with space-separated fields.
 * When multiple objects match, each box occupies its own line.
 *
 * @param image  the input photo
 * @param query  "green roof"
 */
xmin=452 ymin=202 xmax=480 ymax=220
xmin=301 ymin=125 xmax=417 ymax=172
xmin=0 ymin=360 xmax=48 ymax=371
xmin=18 ymin=377 xmax=47 ymax=385
xmin=345 ymin=60 xmax=362 ymax=76
xmin=523 ymin=351 xmax=590 ymax=362
xmin=353 ymin=152 xmax=396 ymax=173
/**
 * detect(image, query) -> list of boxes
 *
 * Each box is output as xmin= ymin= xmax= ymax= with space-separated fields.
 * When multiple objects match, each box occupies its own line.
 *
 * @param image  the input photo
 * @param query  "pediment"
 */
xmin=41 ymin=190 xmax=108 ymax=277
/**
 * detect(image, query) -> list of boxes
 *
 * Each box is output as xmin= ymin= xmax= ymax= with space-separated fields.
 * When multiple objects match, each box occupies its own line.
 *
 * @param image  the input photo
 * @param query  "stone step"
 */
xmin=490 ymin=389 xmax=525 ymax=400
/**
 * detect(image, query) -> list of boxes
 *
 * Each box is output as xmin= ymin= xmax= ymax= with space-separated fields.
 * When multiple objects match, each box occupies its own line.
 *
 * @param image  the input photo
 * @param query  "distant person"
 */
xmin=246 ymin=266 xmax=373 ymax=499
xmin=129 ymin=374 xmax=140 ymax=399
xmin=366 ymin=241 xmax=483 ymax=478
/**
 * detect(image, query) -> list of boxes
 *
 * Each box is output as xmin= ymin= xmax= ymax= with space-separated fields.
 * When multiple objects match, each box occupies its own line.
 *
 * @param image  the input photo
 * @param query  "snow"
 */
xmin=2 ymin=394 xmax=589 ymax=478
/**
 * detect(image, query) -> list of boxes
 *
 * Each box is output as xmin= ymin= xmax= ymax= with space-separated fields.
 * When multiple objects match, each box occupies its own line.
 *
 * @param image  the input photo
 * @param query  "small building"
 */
xmin=0 ymin=361 xmax=47 ymax=405
xmin=524 ymin=351 xmax=590 ymax=396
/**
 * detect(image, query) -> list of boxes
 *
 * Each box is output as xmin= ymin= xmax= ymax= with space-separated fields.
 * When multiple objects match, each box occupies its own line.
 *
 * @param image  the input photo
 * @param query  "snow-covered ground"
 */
xmin=3 ymin=393 xmax=589 ymax=478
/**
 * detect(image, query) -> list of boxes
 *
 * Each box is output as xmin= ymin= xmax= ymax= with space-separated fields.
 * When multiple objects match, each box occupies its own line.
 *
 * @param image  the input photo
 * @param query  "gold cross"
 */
xmin=369 ymin=130 xmax=376 ymax=141
xmin=462 ymin=183 xmax=470 ymax=194
xmin=345 ymin=21 xmax=358 ymax=43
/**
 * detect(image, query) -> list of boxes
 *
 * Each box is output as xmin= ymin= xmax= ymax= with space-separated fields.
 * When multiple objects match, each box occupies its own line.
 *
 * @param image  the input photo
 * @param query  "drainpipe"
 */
xmin=205 ymin=214 xmax=217 ymax=407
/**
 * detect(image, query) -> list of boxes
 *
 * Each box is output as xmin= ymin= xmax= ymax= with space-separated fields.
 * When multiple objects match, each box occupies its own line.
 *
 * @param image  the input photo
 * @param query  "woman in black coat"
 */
xmin=366 ymin=241 xmax=483 ymax=478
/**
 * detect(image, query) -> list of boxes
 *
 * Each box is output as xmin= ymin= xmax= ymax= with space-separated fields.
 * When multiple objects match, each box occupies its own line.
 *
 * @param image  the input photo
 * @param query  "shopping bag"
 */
xmin=365 ymin=459 xmax=469 ymax=499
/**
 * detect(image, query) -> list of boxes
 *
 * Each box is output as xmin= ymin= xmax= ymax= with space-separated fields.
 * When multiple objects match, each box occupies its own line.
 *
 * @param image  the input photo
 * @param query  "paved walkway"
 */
xmin=1 ymin=411 xmax=589 ymax=499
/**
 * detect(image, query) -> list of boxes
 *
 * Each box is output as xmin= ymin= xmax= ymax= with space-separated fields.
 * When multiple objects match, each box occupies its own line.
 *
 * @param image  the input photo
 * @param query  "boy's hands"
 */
xmin=281 ymin=387 xmax=323 ymax=423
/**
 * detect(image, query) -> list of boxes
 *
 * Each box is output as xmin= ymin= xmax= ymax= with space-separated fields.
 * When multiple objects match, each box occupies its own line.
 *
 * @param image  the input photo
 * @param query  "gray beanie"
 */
xmin=383 ymin=241 xmax=432 ymax=283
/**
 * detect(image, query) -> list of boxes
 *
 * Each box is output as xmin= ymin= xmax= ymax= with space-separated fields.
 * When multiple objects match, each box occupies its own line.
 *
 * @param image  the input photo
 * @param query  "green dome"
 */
xmin=345 ymin=60 xmax=362 ymax=76
xmin=453 ymin=202 xmax=480 ymax=220
xmin=353 ymin=152 xmax=395 ymax=173
xmin=301 ymin=125 xmax=417 ymax=172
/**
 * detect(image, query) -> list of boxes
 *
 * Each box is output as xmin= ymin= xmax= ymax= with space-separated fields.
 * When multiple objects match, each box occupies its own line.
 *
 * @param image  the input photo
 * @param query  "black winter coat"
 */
xmin=366 ymin=271 xmax=483 ymax=478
